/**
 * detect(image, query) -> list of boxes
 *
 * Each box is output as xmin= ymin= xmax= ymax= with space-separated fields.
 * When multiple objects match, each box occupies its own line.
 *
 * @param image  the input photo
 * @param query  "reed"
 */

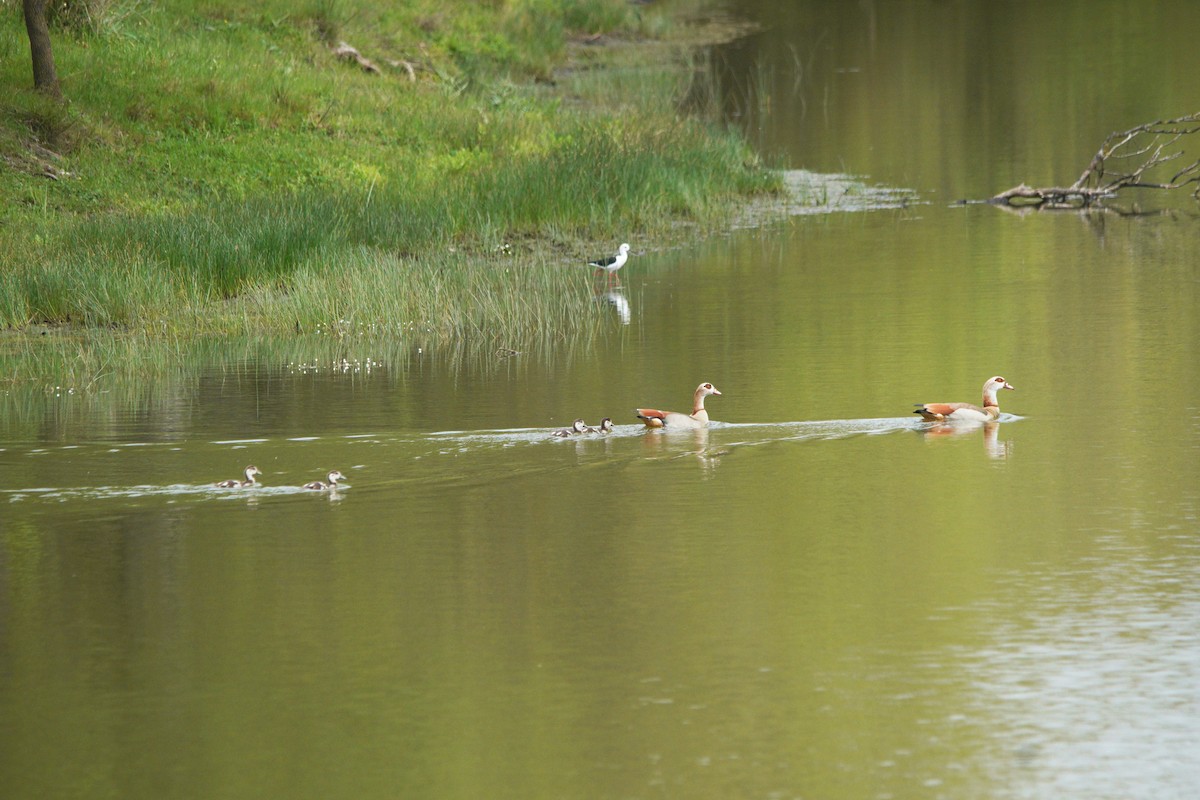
xmin=265 ymin=245 xmax=608 ymax=343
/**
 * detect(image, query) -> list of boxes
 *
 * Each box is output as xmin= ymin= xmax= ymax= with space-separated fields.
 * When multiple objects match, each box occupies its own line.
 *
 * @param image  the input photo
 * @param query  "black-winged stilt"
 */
xmin=588 ymin=243 xmax=631 ymax=282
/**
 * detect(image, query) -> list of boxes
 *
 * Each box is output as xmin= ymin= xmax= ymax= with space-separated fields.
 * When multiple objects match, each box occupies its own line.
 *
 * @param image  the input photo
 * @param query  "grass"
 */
xmin=0 ymin=0 xmax=780 ymax=353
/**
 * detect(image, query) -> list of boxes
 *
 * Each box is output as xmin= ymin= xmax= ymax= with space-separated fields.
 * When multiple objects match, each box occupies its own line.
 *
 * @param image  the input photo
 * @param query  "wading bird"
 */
xmin=588 ymin=243 xmax=631 ymax=283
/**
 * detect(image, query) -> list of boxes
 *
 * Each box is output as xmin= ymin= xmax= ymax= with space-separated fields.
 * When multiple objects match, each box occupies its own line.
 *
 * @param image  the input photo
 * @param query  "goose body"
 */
xmin=914 ymin=376 xmax=1014 ymax=422
xmin=588 ymin=243 xmax=631 ymax=275
xmin=636 ymin=382 xmax=722 ymax=429
xmin=303 ymin=470 xmax=345 ymax=490
xmin=217 ymin=465 xmax=261 ymax=488
xmin=552 ymin=419 xmax=588 ymax=437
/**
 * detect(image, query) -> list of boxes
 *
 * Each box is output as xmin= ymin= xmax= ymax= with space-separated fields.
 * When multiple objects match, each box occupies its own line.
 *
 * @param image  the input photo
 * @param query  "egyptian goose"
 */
xmin=636 ymin=382 xmax=722 ymax=429
xmin=552 ymin=419 xmax=589 ymax=437
xmin=913 ymin=376 xmax=1014 ymax=422
xmin=594 ymin=418 xmax=614 ymax=434
xmin=217 ymin=465 xmax=261 ymax=488
xmin=588 ymin=243 xmax=631 ymax=281
xmin=303 ymin=470 xmax=345 ymax=490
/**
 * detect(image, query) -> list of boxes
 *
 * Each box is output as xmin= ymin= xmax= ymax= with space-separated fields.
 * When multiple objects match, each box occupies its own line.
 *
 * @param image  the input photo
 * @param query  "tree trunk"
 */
xmin=23 ymin=0 xmax=62 ymax=99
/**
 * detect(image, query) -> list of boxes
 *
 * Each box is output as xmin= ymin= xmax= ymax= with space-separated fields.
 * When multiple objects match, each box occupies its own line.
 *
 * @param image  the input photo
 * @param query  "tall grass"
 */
xmin=256 ymin=244 xmax=607 ymax=344
xmin=1 ymin=206 xmax=616 ymax=342
xmin=3 ymin=114 xmax=772 ymax=332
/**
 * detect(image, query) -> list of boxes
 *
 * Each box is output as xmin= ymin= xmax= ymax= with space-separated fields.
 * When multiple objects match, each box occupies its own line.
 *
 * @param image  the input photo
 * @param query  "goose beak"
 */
xmin=1003 ymin=382 xmax=1015 ymax=391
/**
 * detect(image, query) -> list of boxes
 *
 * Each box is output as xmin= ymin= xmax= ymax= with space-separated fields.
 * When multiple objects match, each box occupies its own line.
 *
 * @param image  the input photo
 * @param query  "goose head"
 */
xmin=984 ymin=376 xmax=1015 ymax=394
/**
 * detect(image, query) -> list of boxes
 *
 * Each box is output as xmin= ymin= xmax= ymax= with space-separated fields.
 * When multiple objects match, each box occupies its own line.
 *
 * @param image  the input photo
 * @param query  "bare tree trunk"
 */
xmin=23 ymin=0 xmax=62 ymax=100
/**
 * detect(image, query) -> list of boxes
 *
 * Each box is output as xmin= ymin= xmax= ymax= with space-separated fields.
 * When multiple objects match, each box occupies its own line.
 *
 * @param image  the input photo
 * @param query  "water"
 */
xmin=3 ymin=2 xmax=1200 ymax=798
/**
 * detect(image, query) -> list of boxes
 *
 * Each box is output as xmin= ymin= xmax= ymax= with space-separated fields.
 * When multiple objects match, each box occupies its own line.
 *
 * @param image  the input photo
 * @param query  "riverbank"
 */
xmin=1 ymin=0 xmax=779 ymax=345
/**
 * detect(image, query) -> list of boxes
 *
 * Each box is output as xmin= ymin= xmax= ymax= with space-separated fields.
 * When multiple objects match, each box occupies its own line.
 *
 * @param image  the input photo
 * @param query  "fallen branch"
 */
xmin=387 ymin=58 xmax=418 ymax=82
xmin=987 ymin=113 xmax=1200 ymax=208
xmin=332 ymin=41 xmax=380 ymax=74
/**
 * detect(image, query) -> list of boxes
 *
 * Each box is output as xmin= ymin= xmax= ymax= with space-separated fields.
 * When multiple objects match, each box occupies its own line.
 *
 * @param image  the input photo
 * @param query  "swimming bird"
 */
xmin=913 ymin=376 xmax=1015 ymax=422
xmin=636 ymin=382 xmax=722 ymax=429
xmin=552 ymin=419 xmax=589 ymax=437
xmin=594 ymin=418 xmax=614 ymax=434
xmin=217 ymin=465 xmax=261 ymax=488
xmin=303 ymin=470 xmax=345 ymax=490
xmin=588 ymin=243 xmax=631 ymax=281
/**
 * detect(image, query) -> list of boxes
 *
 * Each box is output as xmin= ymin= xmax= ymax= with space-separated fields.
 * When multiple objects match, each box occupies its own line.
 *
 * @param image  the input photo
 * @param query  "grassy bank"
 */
xmin=0 ymin=0 xmax=777 ymax=344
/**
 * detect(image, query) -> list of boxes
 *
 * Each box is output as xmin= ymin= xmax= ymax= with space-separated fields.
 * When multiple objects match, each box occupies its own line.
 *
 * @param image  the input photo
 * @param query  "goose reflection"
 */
xmin=639 ymin=425 xmax=725 ymax=474
xmin=595 ymin=286 xmax=631 ymax=325
xmin=920 ymin=421 xmax=1011 ymax=460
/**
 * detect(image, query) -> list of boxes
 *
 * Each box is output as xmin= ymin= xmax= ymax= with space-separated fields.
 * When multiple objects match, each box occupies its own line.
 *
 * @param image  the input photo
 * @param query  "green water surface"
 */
xmin=2 ymin=2 xmax=1199 ymax=798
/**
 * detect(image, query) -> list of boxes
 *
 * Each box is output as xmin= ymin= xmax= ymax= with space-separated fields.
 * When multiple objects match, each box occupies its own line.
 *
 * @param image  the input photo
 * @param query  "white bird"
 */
xmin=588 ymin=243 xmax=631 ymax=282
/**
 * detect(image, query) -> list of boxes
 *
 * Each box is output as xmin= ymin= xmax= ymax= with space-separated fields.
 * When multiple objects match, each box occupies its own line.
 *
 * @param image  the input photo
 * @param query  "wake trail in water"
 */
xmin=2 ymin=483 xmax=343 ymax=503
xmin=427 ymin=416 xmax=933 ymax=446
xmin=2 ymin=416 xmax=1020 ymax=501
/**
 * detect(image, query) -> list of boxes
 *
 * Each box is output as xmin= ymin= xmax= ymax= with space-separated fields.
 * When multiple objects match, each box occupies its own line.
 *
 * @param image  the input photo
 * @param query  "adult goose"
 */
xmin=636 ymin=382 xmax=722 ymax=429
xmin=913 ymin=376 xmax=1014 ymax=422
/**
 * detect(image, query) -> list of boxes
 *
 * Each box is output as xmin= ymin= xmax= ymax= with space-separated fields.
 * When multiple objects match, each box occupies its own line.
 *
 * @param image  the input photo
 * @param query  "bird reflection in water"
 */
xmin=920 ymin=421 xmax=1012 ymax=460
xmin=639 ymin=425 xmax=726 ymax=475
xmin=595 ymin=286 xmax=631 ymax=325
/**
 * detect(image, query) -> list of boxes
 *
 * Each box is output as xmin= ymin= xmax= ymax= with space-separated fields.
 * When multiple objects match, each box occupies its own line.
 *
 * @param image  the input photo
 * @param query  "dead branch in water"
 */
xmin=985 ymin=113 xmax=1200 ymax=208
